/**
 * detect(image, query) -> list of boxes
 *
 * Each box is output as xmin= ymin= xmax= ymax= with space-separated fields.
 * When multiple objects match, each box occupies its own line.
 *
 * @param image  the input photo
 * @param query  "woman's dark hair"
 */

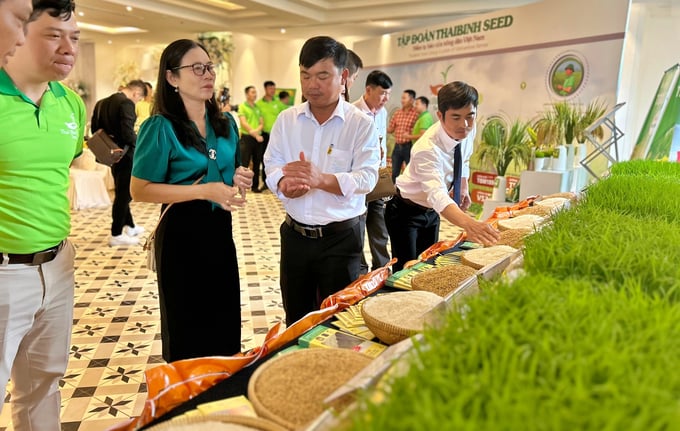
xmin=437 ymin=81 xmax=478 ymax=115
xmin=153 ymin=39 xmax=232 ymax=153
xmin=30 ymin=0 xmax=75 ymax=22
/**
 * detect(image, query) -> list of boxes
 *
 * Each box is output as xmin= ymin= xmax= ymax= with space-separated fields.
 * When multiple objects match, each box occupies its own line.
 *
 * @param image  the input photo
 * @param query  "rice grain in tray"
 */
xmin=147 ymin=414 xmax=287 ymax=431
xmin=410 ymin=264 xmax=477 ymax=297
xmin=361 ymin=291 xmax=444 ymax=345
xmin=248 ymin=348 xmax=371 ymax=430
xmin=497 ymin=228 xmax=532 ymax=248
xmin=461 ymin=245 xmax=518 ymax=270
xmin=497 ymin=214 xmax=544 ymax=231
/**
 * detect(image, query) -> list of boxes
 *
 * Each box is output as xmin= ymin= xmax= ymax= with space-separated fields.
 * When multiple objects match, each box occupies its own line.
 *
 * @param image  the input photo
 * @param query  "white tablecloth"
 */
xmin=69 ymin=149 xmax=113 ymax=210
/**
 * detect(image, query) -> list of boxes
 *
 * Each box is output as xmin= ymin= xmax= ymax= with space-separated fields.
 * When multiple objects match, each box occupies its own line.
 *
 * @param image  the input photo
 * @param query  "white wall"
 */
xmin=617 ymin=1 xmax=680 ymax=160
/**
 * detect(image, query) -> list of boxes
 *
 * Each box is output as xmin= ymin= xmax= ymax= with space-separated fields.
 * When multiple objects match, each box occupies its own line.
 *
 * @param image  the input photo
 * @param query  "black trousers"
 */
xmin=239 ymin=134 xmax=264 ymax=191
xmin=385 ymin=195 xmax=440 ymax=272
xmin=155 ymin=200 xmax=241 ymax=362
xmin=279 ymin=219 xmax=362 ymax=326
xmin=360 ymin=199 xmax=390 ymax=273
xmin=261 ymin=132 xmax=270 ymax=186
xmin=391 ymin=142 xmax=412 ymax=183
xmin=110 ymin=155 xmax=134 ymax=236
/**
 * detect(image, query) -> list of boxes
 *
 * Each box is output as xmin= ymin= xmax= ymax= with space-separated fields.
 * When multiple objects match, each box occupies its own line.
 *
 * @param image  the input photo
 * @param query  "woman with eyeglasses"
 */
xmin=130 ymin=39 xmax=253 ymax=362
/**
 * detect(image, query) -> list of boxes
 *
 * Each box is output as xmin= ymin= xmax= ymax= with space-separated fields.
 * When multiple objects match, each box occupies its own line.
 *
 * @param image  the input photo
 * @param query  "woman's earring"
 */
xmin=174 ymin=86 xmax=179 ymax=93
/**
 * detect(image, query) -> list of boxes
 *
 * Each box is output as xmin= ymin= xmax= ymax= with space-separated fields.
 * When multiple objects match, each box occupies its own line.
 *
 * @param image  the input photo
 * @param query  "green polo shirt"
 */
xmin=238 ymin=102 xmax=263 ymax=135
xmin=0 ymin=69 xmax=86 ymax=253
xmin=412 ymin=111 xmax=434 ymax=137
xmin=255 ymin=97 xmax=286 ymax=133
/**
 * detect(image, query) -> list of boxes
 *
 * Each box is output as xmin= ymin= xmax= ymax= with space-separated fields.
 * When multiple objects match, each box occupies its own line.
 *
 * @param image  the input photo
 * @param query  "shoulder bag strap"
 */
xmin=143 ymin=175 xmax=205 ymax=251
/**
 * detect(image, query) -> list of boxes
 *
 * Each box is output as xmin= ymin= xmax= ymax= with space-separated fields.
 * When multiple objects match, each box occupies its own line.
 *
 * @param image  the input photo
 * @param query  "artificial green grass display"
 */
xmin=345 ymin=275 xmax=680 ymax=430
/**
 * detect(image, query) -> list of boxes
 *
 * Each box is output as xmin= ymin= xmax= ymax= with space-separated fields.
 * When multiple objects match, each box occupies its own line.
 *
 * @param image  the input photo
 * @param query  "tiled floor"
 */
xmin=0 ymin=189 xmax=462 ymax=431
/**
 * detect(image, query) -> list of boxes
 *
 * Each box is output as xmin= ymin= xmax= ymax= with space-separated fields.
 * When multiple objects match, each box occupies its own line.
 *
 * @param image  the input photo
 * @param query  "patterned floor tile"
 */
xmin=0 ymin=188 xmax=463 ymax=430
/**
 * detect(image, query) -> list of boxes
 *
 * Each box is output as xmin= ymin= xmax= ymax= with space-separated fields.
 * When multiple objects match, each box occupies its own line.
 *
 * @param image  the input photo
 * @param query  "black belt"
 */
xmin=395 ymin=188 xmax=434 ymax=212
xmin=2 ymin=241 xmax=65 ymax=265
xmin=284 ymin=214 xmax=360 ymax=239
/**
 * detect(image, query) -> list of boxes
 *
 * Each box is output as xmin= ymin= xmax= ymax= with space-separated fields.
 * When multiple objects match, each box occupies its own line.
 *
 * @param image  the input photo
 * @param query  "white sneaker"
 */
xmin=109 ymin=233 xmax=140 ymax=246
xmin=125 ymin=225 xmax=145 ymax=236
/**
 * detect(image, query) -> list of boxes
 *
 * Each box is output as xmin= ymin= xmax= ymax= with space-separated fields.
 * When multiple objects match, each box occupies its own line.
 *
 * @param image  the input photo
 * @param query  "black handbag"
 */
xmin=86 ymin=129 xmax=125 ymax=166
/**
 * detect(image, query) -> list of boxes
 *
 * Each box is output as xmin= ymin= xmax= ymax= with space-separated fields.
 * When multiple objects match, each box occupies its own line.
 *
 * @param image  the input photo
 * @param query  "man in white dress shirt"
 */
xmin=385 ymin=81 xmax=500 ymax=271
xmin=353 ymin=70 xmax=392 ymax=273
xmin=264 ymin=36 xmax=379 ymax=325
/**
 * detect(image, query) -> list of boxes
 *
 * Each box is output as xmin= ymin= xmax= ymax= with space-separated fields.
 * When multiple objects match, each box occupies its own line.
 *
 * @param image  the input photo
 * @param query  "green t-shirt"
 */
xmin=255 ymin=97 xmax=286 ymax=133
xmin=0 ymin=69 xmax=85 ymax=253
xmin=133 ymin=114 xmax=239 ymax=186
xmin=238 ymin=102 xmax=263 ymax=135
xmin=412 ymin=111 xmax=434 ymax=137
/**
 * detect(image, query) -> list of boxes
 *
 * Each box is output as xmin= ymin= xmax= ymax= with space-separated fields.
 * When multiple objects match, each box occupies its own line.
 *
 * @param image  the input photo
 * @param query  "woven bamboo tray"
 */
xmin=361 ymin=291 xmax=444 ymax=345
xmin=247 ymin=348 xmax=372 ymax=430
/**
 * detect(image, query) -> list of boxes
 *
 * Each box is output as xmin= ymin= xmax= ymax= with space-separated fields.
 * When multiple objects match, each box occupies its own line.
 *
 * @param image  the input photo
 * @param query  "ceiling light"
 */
xmin=280 ymin=28 xmax=286 ymax=34
xmin=125 ymin=6 xmax=133 ymax=12
xmin=78 ymin=11 xmax=84 ymax=17
xmin=78 ymin=21 xmax=147 ymax=35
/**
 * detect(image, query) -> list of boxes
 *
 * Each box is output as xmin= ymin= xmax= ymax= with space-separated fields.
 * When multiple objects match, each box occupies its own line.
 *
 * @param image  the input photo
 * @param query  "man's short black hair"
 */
xmin=30 ymin=0 xmax=75 ymax=22
xmin=565 ymin=63 xmax=575 ymax=72
xmin=416 ymin=96 xmax=429 ymax=107
xmin=264 ymin=80 xmax=275 ymax=88
xmin=244 ymin=85 xmax=255 ymax=94
xmin=299 ymin=36 xmax=347 ymax=71
xmin=404 ymin=89 xmax=416 ymax=99
xmin=278 ymin=91 xmax=290 ymax=100
xmin=365 ymin=70 xmax=392 ymax=90
xmin=437 ymin=81 xmax=478 ymax=115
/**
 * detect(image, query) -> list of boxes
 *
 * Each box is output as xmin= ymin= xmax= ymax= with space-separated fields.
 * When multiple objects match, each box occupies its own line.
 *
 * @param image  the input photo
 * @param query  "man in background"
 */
xmin=91 ymin=79 xmax=147 ymax=246
xmin=278 ymin=90 xmax=291 ymax=107
xmin=0 ymin=0 xmax=31 ymax=66
xmin=239 ymin=85 xmax=264 ymax=192
xmin=255 ymin=80 xmax=286 ymax=191
xmin=388 ymin=88 xmax=418 ymax=182
xmin=0 ymin=1 xmax=84 ymax=429
xmin=134 ymin=81 xmax=152 ymax=131
xmin=386 ymin=81 xmax=499 ymax=272
xmin=264 ymin=36 xmax=379 ymax=325
xmin=405 ymin=96 xmax=434 ymax=142
xmin=353 ymin=70 xmax=392 ymax=273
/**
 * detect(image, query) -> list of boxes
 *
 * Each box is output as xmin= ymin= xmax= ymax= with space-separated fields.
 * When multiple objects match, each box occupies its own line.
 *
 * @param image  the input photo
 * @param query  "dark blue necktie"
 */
xmin=452 ymin=143 xmax=462 ymax=205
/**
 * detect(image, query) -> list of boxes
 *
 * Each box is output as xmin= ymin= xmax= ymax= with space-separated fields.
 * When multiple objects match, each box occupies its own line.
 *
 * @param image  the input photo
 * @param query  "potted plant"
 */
xmin=574 ymin=99 xmax=608 ymax=166
xmin=476 ymin=118 xmax=532 ymax=201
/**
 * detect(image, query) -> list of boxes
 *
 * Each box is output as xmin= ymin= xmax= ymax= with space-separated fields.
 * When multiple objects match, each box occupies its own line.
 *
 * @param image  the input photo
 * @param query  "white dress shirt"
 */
xmin=395 ymin=121 xmax=474 ymax=213
xmin=352 ymin=96 xmax=387 ymax=167
xmin=264 ymin=99 xmax=379 ymax=225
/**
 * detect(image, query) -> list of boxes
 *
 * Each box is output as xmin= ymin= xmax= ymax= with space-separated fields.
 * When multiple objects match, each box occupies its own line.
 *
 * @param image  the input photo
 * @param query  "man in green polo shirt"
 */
xmin=405 ymin=96 xmax=435 ymax=142
xmin=255 ymin=80 xmax=286 ymax=191
xmin=0 ymin=1 xmax=85 ymax=429
xmin=239 ymin=85 xmax=264 ymax=192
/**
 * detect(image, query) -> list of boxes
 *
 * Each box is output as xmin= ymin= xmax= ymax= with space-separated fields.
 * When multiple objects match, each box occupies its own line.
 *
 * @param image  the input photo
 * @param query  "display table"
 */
xmin=519 ymin=168 xmax=583 ymax=200
xmin=68 ymin=149 xmax=113 ymax=210
xmin=481 ymin=199 xmax=511 ymax=220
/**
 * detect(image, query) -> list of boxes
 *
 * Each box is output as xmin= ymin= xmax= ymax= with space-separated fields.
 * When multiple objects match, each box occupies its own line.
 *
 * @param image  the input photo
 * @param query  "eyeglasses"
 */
xmin=172 ymin=63 xmax=216 ymax=76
